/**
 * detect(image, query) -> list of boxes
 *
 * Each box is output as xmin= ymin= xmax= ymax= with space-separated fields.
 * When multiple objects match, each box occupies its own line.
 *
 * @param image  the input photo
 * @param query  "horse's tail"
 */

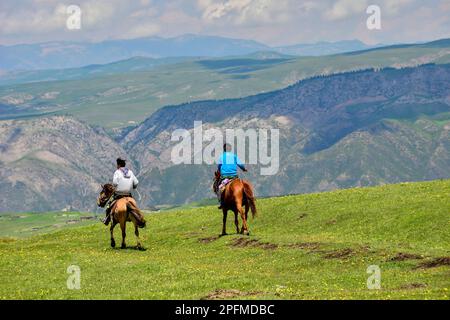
xmin=126 ymin=201 xmax=146 ymax=228
xmin=242 ymin=180 xmax=257 ymax=219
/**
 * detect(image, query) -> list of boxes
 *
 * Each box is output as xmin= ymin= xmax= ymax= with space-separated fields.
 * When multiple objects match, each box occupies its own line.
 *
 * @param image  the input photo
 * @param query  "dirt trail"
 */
xmin=202 ymin=289 xmax=262 ymax=300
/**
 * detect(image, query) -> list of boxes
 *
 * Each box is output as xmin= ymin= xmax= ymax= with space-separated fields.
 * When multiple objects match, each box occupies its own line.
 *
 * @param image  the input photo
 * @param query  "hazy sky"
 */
xmin=1 ymin=0 xmax=449 ymax=46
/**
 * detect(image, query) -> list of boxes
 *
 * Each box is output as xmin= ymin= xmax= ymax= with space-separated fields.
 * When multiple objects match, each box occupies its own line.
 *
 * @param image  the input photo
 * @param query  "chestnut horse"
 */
xmin=97 ymin=184 xmax=146 ymax=249
xmin=213 ymin=171 xmax=257 ymax=236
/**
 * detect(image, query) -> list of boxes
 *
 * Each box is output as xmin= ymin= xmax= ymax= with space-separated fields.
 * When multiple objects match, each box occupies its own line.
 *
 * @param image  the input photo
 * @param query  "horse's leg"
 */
xmin=134 ymin=223 xmax=142 ymax=249
xmin=120 ymin=218 xmax=126 ymax=249
xmin=110 ymin=221 xmax=117 ymax=248
xmin=221 ymin=209 xmax=228 ymax=236
xmin=234 ymin=211 xmax=239 ymax=234
xmin=237 ymin=202 xmax=249 ymax=236
xmin=245 ymin=204 xmax=249 ymax=221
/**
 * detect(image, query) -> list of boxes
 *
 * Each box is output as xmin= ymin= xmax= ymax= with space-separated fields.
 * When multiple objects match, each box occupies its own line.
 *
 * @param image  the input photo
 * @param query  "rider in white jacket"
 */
xmin=102 ymin=158 xmax=139 ymax=225
xmin=113 ymin=165 xmax=139 ymax=195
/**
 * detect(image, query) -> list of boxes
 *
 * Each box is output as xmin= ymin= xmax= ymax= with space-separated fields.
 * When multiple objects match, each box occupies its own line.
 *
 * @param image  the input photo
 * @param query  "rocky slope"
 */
xmin=122 ymin=64 xmax=450 ymax=206
xmin=0 ymin=116 xmax=129 ymax=212
xmin=1 ymin=64 xmax=449 ymax=211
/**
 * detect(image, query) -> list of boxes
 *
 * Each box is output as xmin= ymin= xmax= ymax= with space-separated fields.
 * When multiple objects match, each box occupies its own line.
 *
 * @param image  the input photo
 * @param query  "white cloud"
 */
xmin=0 ymin=0 xmax=447 ymax=46
xmin=198 ymin=0 xmax=292 ymax=26
xmin=200 ymin=0 xmax=252 ymax=21
xmin=324 ymin=0 xmax=369 ymax=21
xmin=0 ymin=5 xmax=66 ymax=34
xmin=298 ymin=1 xmax=322 ymax=13
xmin=382 ymin=0 xmax=415 ymax=15
xmin=0 ymin=0 xmax=122 ymax=35
xmin=121 ymin=22 xmax=161 ymax=39
xmin=80 ymin=1 xmax=118 ymax=29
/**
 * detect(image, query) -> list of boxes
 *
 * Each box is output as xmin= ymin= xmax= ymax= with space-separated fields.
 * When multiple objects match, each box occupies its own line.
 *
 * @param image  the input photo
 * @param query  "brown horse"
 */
xmin=213 ymin=171 xmax=257 ymax=236
xmin=97 ymin=184 xmax=146 ymax=249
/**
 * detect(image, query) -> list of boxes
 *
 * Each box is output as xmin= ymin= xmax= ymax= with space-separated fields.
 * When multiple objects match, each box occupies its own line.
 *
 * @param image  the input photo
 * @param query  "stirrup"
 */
xmin=101 ymin=216 xmax=110 ymax=225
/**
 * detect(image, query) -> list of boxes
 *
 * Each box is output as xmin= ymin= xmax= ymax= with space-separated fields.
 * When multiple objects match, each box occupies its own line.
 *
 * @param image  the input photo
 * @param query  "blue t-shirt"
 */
xmin=218 ymin=152 xmax=245 ymax=177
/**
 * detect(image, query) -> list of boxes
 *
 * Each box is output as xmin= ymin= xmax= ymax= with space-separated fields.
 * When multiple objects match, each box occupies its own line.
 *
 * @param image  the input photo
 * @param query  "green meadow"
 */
xmin=0 ymin=180 xmax=449 ymax=299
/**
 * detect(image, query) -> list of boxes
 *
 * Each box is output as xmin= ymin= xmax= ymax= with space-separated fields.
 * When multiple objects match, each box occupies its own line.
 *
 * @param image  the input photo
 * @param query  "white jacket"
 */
xmin=113 ymin=168 xmax=138 ymax=195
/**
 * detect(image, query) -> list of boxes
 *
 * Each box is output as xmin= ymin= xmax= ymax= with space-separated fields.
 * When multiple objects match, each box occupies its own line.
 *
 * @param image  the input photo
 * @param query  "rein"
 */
xmin=135 ymin=189 xmax=142 ymax=201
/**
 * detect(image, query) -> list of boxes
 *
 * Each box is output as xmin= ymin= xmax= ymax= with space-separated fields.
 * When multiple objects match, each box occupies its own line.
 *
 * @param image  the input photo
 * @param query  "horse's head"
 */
xmin=212 ymin=170 xmax=221 ymax=193
xmin=97 ymin=184 xmax=115 ymax=207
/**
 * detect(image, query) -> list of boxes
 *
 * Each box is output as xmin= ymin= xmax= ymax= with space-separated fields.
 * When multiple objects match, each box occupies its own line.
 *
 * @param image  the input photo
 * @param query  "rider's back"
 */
xmin=113 ymin=167 xmax=138 ymax=195
xmin=218 ymin=152 xmax=243 ymax=177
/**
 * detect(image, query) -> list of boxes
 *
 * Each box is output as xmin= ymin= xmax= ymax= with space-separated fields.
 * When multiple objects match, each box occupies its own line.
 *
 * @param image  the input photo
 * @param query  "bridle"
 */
xmin=212 ymin=172 xmax=221 ymax=193
xmin=97 ymin=184 xmax=115 ymax=207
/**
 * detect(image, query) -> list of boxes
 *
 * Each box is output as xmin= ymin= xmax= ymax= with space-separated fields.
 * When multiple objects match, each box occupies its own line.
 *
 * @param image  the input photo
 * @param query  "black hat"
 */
xmin=116 ymin=158 xmax=126 ymax=167
xmin=223 ymin=143 xmax=232 ymax=152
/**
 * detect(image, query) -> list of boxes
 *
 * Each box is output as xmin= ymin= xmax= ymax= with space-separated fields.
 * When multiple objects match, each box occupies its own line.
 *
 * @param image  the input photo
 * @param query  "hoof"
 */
xmin=111 ymin=240 xmax=116 ymax=248
xmin=220 ymin=232 xmax=228 ymax=237
xmin=121 ymin=244 xmax=126 ymax=249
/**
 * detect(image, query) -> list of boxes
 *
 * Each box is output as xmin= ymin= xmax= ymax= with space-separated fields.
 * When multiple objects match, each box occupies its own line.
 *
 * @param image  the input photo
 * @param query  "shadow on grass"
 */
xmin=111 ymin=246 xmax=147 ymax=251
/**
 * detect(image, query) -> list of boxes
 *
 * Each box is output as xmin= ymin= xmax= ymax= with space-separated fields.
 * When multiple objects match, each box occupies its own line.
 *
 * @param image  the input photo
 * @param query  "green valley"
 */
xmin=1 ymin=39 xmax=450 ymax=129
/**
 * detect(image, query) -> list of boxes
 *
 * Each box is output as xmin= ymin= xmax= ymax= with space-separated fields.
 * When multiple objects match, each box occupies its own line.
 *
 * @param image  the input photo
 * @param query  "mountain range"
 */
xmin=274 ymin=39 xmax=378 ymax=56
xmin=1 ymin=38 xmax=449 ymax=130
xmin=0 ymin=35 xmax=379 ymax=71
xmin=121 ymin=64 xmax=450 ymax=206
xmin=1 ymin=63 xmax=449 ymax=212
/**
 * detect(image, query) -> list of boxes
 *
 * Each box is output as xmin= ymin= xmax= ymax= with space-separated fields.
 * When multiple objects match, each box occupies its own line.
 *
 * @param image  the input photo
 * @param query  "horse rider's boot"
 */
xmin=218 ymin=194 xmax=224 ymax=209
xmin=102 ymin=208 xmax=111 ymax=226
xmin=102 ymin=198 xmax=115 ymax=225
xmin=102 ymin=214 xmax=110 ymax=226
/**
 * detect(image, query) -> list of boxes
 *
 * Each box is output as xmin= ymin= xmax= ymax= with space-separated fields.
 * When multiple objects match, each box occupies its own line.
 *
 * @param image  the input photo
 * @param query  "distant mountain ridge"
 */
xmin=0 ymin=35 xmax=268 ymax=71
xmin=0 ymin=56 xmax=197 ymax=85
xmin=275 ymin=39 xmax=379 ymax=56
xmin=1 ymin=38 xmax=449 ymax=131
xmin=0 ymin=34 xmax=383 ymax=71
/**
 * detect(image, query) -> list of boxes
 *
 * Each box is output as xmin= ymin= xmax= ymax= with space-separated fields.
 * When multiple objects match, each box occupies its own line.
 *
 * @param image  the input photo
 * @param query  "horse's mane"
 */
xmin=103 ymin=183 xmax=115 ymax=195
xmin=213 ymin=171 xmax=221 ymax=193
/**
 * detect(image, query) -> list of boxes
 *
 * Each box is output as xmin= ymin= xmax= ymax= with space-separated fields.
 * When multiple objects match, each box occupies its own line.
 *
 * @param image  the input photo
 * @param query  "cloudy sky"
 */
xmin=0 ymin=0 xmax=449 ymax=46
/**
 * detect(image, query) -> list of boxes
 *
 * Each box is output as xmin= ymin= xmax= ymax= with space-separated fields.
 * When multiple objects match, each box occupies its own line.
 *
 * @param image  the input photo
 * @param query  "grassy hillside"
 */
xmin=0 ymin=180 xmax=448 ymax=299
xmin=1 ymin=40 xmax=449 ymax=129
xmin=0 ymin=212 xmax=98 ymax=238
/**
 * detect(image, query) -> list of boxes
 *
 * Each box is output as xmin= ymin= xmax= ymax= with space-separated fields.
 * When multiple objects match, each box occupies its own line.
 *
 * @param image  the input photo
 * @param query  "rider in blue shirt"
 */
xmin=218 ymin=143 xmax=247 ymax=178
xmin=216 ymin=144 xmax=247 ymax=208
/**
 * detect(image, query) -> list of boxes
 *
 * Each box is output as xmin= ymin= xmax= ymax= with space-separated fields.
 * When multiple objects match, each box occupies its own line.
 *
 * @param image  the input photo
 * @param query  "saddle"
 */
xmin=218 ymin=177 xmax=237 ymax=194
xmin=105 ymin=193 xmax=132 ymax=211
xmin=114 ymin=193 xmax=133 ymax=200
